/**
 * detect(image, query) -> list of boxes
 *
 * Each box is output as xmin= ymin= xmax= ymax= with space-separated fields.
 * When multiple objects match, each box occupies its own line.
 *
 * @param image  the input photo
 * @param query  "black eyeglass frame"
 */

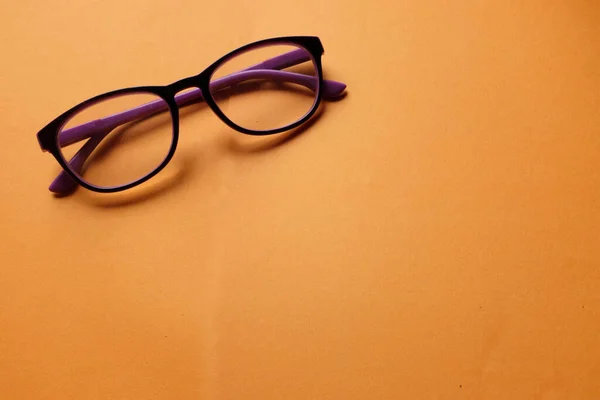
xmin=36 ymin=36 xmax=326 ymax=193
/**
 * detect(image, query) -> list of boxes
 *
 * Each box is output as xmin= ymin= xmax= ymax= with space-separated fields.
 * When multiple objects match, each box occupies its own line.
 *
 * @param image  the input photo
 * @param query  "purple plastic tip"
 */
xmin=49 ymin=170 xmax=78 ymax=194
xmin=323 ymin=80 xmax=346 ymax=99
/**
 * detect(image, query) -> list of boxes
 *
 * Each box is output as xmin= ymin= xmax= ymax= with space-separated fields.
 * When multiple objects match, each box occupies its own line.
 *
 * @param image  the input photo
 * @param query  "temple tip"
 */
xmin=323 ymin=80 xmax=347 ymax=99
xmin=49 ymin=171 xmax=79 ymax=196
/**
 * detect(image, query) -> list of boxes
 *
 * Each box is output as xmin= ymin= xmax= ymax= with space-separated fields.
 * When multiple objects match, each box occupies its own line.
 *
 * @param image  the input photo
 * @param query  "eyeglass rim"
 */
xmin=202 ymin=40 xmax=324 ymax=136
xmin=54 ymin=89 xmax=180 ymax=192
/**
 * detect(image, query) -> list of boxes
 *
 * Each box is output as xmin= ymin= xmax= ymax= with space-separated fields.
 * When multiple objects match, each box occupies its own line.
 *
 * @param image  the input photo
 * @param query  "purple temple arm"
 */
xmin=50 ymin=50 xmax=347 ymax=194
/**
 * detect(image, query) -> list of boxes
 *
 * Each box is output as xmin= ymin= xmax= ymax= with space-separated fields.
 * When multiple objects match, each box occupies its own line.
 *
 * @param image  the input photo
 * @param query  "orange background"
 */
xmin=1 ymin=1 xmax=599 ymax=399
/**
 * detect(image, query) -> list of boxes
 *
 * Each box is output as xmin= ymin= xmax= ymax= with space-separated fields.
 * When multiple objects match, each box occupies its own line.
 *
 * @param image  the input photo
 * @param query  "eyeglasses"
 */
xmin=36 ymin=36 xmax=347 ymax=195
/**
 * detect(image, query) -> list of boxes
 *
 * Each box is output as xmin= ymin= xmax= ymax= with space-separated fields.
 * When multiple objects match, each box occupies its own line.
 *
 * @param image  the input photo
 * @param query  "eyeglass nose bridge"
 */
xmin=168 ymin=74 xmax=206 ymax=94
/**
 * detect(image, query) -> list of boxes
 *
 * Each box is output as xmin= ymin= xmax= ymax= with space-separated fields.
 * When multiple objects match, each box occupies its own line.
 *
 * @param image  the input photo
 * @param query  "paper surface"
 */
xmin=1 ymin=1 xmax=599 ymax=398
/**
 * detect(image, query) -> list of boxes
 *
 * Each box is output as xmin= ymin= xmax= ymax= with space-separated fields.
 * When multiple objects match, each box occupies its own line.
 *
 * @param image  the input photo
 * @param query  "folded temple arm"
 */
xmin=51 ymin=49 xmax=347 ymax=194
